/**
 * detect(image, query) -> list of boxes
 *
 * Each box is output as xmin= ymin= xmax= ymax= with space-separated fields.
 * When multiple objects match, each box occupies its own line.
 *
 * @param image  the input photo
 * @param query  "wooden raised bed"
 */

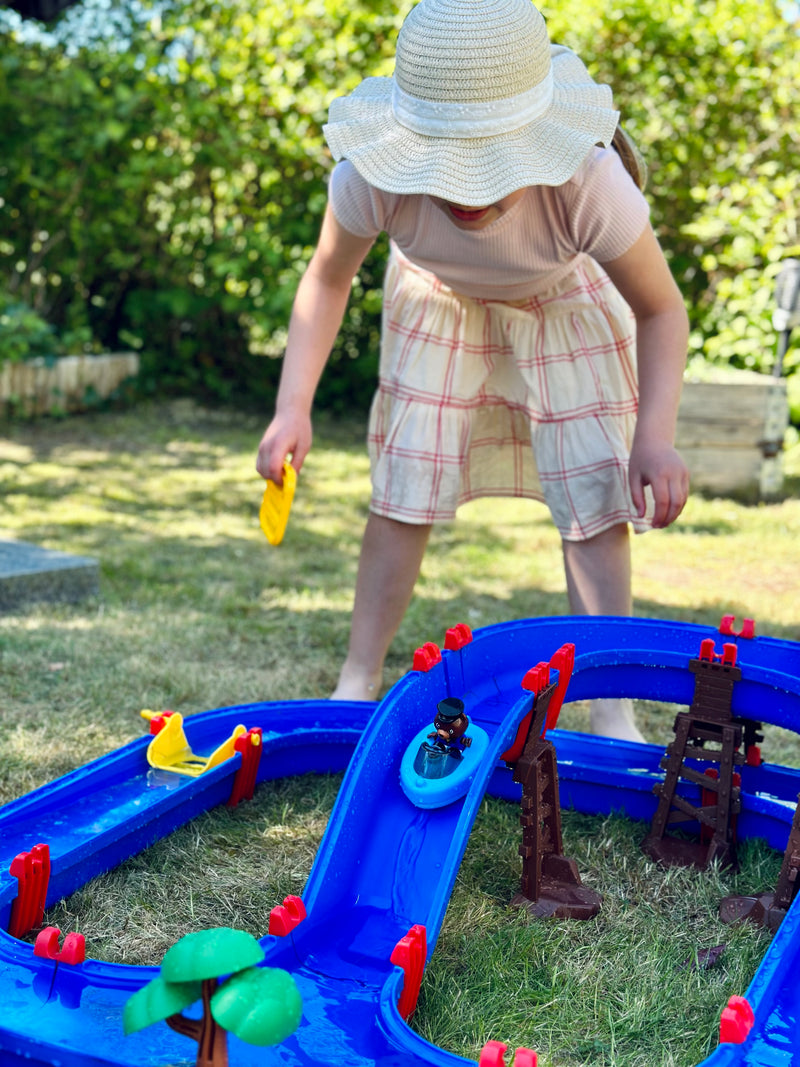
xmin=676 ymin=372 xmax=789 ymax=500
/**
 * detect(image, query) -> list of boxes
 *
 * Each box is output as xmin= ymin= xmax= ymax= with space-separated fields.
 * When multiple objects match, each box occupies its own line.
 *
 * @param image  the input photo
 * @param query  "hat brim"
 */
xmin=323 ymin=48 xmax=620 ymax=205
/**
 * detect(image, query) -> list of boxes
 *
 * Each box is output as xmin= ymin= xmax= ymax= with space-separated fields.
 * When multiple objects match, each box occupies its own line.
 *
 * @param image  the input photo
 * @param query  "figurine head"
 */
xmin=434 ymin=697 xmax=469 ymax=741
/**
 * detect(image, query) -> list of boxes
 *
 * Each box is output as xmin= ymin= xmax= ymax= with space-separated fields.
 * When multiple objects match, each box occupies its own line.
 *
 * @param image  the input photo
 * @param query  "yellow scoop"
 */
xmin=141 ymin=710 xmax=246 ymax=777
xmin=260 ymin=461 xmax=296 ymax=545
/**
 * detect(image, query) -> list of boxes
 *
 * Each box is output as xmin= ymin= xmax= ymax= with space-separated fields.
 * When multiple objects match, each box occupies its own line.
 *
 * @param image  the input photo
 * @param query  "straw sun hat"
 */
xmin=323 ymin=0 xmax=620 ymax=206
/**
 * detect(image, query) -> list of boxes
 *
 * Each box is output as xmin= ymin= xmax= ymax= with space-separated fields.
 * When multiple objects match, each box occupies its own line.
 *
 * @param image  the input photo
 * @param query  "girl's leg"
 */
xmin=331 ymin=513 xmax=432 ymax=701
xmin=561 ymin=522 xmax=632 ymax=616
xmin=561 ymin=523 xmax=645 ymax=742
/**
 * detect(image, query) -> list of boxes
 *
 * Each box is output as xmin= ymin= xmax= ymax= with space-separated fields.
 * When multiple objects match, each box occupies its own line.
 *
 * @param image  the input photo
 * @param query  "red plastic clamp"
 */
xmin=34 ymin=926 xmax=86 ymax=965
xmin=719 ymin=995 xmax=755 ymax=1044
xmin=268 ymin=894 xmax=307 ymax=937
xmin=521 ymin=662 xmax=550 ymax=695
xmin=719 ymin=615 xmax=755 ymax=639
xmin=227 ymin=727 xmax=263 ymax=807
xmin=502 ymin=663 xmax=551 ymax=763
xmin=444 ymin=623 xmax=473 ymax=651
xmin=698 ymin=638 xmax=738 ymax=666
xmin=8 ymin=843 xmax=51 ymax=939
xmin=544 ymin=643 xmax=575 ymax=733
xmin=412 ymin=642 xmax=442 ymax=672
xmin=390 ymin=924 xmax=427 ymax=1020
xmin=146 ymin=711 xmax=175 ymax=735
xmin=511 ymin=1051 xmax=537 ymax=1067
xmin=480 ymin=1041 xmax=509 ymax=1067
xmin=479 ymin=1041 xmax=537 ymax=1067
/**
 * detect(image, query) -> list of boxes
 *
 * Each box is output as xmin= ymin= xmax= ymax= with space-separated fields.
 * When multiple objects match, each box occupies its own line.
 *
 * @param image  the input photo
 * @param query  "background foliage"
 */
xmin=0 ymin=0 xmax=797 ymax=410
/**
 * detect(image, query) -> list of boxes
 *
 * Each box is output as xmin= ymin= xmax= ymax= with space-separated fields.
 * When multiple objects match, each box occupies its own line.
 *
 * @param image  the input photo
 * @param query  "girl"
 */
xmin=256 ymin=0 xmax=690 ymax=740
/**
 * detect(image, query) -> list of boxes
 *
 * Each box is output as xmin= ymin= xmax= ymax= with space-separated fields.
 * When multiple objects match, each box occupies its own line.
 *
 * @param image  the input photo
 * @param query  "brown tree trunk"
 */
xmin=166 ymin=978 xmax=229 ymax=1067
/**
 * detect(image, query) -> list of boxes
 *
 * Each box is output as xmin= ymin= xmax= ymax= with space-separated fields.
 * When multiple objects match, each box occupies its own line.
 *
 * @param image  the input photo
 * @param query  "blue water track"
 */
xmin=0 ymin=616 xmax=798 ymax=1065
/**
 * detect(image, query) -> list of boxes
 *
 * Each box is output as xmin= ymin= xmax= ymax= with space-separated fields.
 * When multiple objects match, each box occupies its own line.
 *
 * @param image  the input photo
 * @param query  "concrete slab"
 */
xmin=0 ymin=538 xmax=99 ymax=611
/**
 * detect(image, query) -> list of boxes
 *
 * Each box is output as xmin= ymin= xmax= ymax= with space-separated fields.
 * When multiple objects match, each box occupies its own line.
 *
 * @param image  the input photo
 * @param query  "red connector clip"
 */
xmin=8 ymin=843 xmax=50 ymax=939
xmin=479 ymin=1040 xmax=537 ymax=1067
xmin=146 ymin=710 xmax=175 ymax=735
xmin=719 ymin=995 xmax=755 ymax=1044
xmin=719 ymin=616 xmax=755 ymax=639
xmin=545 ymin=643 xmax=575 ymax=733
xmin=268 ymin=894 xmax=307 ymax=937
xmin=444 ymin=623 xmax=473 ymax=651
xmin=34 ymin=926 xmax=86 ymax=966
xmin=412 ymin=642 xmax=442 ymax=672
xmin=390 ymin=924 xmax=427 ymax=1020
xmin=227 ymin=727 xmax=263 ymax=807
xmin=698 ymin=638 xmax=738 ymax=666
xmin=521 ymin=662 xmax=550 ymax=695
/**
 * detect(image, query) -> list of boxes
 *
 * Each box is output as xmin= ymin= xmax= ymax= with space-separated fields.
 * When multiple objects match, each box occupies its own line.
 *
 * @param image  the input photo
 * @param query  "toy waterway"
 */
xmin=1 ymin=616 xmax=799 ymax=1066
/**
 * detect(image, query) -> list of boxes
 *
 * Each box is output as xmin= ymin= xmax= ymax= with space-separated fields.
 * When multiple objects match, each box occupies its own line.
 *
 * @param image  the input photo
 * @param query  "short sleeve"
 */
xmin=562 ymin=147 xmax=651 ymax=263
xmin=328 ymin=160 xmax=398 ymax=239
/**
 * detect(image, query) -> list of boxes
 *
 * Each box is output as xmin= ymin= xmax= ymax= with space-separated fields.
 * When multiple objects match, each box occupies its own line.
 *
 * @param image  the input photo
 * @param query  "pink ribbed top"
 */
xmin=329 ymin=147 xmax=650 ymax=301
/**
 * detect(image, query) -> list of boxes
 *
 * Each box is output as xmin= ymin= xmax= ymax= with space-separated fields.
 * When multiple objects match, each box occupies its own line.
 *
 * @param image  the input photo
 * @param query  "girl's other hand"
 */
xmin=256 ymin=409 xmax=312 ymax=485
xmin=628 ymin=438 xmax=689 ymax=528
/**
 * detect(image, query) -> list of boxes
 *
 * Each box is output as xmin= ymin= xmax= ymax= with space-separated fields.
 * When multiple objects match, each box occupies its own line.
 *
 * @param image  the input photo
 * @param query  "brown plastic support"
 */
xmin=506 ymin=654 xmax=601 ymax=920
xmin=720 ymin=791 xmax=800 ymax=933
xmin=642 ymin=642 xmax=762 ymax=871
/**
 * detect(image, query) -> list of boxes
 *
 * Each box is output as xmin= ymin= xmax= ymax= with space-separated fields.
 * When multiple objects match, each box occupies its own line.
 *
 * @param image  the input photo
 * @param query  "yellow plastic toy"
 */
xmin=260 ymin=461 xmax=296 ymax=545
xmin=140 ymin=710 xmax=247 ymax=777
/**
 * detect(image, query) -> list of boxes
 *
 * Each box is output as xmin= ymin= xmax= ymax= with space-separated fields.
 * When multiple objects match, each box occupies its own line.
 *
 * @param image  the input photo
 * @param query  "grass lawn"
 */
xmin=1 ymin=398 xmax=799 ymax=1066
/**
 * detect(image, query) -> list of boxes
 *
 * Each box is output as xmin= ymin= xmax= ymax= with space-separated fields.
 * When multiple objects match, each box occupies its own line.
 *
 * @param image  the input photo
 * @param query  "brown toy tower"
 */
xmin=504 ymin=644 xmax=602 ymax=919
xmin=642 ymin=637 xmax=762 ymax=870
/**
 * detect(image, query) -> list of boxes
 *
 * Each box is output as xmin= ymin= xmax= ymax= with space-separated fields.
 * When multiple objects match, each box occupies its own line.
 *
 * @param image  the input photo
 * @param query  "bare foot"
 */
xmin=330 ymin=661 xmax=382 ymax=702
xmin=589 ymin=697 xmax=645 ymax=743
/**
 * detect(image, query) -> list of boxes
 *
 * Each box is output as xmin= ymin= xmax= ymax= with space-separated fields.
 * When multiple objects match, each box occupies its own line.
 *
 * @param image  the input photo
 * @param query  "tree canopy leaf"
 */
xmin=212 ymin=966 xmax=302 ymax=1046
xmin=161 ymin=927 xmax=264 ymax=983
xmin=123 ymin=974 xmax=202 ymax=1034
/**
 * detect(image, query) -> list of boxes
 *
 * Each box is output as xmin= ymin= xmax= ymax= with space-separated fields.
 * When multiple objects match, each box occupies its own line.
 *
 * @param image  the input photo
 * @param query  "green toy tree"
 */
xmin=123 ymin=927 xmax=302 ymax=1067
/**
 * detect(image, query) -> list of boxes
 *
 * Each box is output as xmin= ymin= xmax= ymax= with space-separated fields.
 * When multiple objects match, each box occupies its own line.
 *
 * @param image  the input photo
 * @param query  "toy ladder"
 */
xmin=642 ymin=639 xmax=761 ymax=870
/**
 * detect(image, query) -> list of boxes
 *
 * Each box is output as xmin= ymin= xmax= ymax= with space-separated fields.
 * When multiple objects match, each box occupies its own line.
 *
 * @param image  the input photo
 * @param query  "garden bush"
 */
xmin=0 ymin=290 xmax=60 ymax=364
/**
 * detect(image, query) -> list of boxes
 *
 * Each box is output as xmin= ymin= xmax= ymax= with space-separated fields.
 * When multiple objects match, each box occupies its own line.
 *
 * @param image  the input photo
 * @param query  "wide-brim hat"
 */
xmin=323 ymin=0 xmax=619 ymax=206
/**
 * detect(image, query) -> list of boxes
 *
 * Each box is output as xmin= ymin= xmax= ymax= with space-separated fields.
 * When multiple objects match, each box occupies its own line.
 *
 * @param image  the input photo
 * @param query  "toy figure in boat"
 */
xmin=414 ymin=697 xmax=473 ymax=779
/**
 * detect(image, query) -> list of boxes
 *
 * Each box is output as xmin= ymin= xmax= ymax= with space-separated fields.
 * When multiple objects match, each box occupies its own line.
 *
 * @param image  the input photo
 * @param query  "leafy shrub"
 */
xmin=0 ymin=290 xmax=60 ymax=365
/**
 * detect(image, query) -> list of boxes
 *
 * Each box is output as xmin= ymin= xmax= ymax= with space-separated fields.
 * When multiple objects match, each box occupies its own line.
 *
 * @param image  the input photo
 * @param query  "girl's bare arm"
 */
xmin=602 ymin=226 xmax=690 ymax=528
xmin=256 ymin=205 xmax=376 ymax=482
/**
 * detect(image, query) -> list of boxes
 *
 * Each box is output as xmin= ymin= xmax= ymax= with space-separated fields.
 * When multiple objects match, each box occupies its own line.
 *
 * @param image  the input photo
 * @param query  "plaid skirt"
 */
xmin=367 ymin=245 xmax=650 ymax=542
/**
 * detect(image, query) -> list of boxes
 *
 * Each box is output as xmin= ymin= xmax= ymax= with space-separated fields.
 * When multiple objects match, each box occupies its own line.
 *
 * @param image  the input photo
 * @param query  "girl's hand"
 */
xmin=629 ymin=437 xmax=689 ymax=528
xmin=256 ymin=409 xmax=312 ymax=485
